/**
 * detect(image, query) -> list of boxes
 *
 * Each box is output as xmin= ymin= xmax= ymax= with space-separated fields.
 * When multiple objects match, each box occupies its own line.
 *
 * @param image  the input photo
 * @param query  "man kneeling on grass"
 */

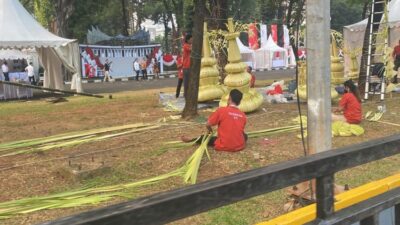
xmin=181 ymin=89 xmax=248 ymax=152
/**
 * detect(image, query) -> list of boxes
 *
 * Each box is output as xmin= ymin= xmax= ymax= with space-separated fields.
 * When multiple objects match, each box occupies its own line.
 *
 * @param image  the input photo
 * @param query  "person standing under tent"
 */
xmin=182 ymin=34 xmax=192 ymax=99
xmin=332 ymin=79 xmax=362 ymax=124
xmin=392 ymin=39 xmax=400 ymax=83
xmin=25 ymin=62 xmax=35 ymax=85
xmin=103 ymin=59 xmax=112 ymax=82
xmin=133 ymin=58 xmax=141 ymax=81
xmin=1 ymin=61 xmax=9 ymax=81
xmin=140 ymin=58 xmax=148 ymax=80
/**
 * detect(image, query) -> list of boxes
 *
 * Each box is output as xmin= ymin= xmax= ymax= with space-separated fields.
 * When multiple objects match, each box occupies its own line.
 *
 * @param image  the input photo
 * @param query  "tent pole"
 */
xmin=0 ymin=81 xmax=104 ymax=98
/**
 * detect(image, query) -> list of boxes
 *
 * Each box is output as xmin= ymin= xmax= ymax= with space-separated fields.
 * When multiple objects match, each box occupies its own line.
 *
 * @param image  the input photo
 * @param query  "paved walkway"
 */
xmin=32 ymin=69 xmax=295 ymax=97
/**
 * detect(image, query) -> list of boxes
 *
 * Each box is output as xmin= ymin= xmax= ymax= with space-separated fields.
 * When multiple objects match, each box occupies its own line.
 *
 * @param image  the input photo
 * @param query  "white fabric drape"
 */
xmin=37 ymin=47 xmax=64 ymax=90
xmin=55 ymin=42 xmax=82 ymax=92
xmin=0 ymin=0 xmax=83 ymax=92
xmin=36 ymin=42 xmax=82 ymax=92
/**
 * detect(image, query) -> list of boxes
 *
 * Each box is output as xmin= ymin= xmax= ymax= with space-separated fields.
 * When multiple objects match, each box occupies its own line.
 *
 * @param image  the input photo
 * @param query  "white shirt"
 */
xmin=25 ymin=65 xmax=34 ymax=77
xmin=1 ymin=64 xmax=9 ymax=73
xmin=133 ymin=61 xmax=140 ymax=71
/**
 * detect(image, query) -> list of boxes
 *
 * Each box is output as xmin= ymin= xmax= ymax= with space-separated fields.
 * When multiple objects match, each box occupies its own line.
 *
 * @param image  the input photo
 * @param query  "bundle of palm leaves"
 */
xmin=0 ymin=134 xmax=213 ymax=219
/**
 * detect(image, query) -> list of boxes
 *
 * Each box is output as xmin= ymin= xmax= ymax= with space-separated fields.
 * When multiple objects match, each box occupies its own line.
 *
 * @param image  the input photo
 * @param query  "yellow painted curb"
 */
xmin=255 ymin=173 xmax=400 ymax=225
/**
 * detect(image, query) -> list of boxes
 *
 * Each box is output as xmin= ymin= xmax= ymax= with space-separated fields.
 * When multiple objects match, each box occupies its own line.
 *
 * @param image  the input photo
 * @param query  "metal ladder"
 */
xmin=364 ymin=0 xmax=389 ymax=101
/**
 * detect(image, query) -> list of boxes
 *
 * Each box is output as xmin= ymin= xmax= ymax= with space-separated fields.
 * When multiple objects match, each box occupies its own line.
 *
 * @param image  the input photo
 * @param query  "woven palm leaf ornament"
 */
xmin=198 ymin=22 xmax=225 ymax=102
xmin=219 ymin=18 xmax=263 ymax=112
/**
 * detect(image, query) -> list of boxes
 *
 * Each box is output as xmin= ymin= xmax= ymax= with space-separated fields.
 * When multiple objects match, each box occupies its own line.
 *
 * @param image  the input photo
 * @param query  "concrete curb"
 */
xmin=65 ymin=67 xmax=295 ymax=85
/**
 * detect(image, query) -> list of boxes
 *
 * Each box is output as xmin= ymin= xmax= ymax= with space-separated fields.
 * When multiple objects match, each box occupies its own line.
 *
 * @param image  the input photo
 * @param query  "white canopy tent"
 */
xmin=0 ymin=49 xmax=30 ymax=60
xmin=343 ymin=0 xmax=400 ymax=73
xmin=0 ymin=0 xmax=82 ymax=92
xmin=254 ymin=35 xmax=288 ymax=70
xmin=236 ymin=38 xmax=255 ymax=68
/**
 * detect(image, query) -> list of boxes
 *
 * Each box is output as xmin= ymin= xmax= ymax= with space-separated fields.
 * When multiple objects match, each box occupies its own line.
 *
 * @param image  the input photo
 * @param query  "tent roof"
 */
xmin=344 ymin=0 xmax=400 ymax=31
xmin=0 ymin=0 xmax=75 ymax=49
xmin=0 ymin=49 xmax=30 ymax=60
xmin=236 ymin=38 xmax=253 ymax=54
xmin=257 ymin=35 xmax=286 ymax=52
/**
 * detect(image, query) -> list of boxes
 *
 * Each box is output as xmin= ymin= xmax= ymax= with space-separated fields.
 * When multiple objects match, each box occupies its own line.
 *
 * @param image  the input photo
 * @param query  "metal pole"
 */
xmin=0 ymin=81 xmax=104 ymax=98
xmin=306 ymin=0 xmax=333 ymax=219
xmin=306 ymin=0 xmax=332 ymax=155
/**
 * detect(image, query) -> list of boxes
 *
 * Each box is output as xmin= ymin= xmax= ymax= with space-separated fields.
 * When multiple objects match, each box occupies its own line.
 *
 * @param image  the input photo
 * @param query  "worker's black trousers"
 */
xmin=176 ymin=78 xmax=183 ymax=98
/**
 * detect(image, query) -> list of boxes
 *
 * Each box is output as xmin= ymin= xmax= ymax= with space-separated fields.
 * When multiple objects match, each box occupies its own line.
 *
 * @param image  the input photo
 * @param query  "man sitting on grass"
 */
xmin=181 ymin=89 xmax=248 ymax=152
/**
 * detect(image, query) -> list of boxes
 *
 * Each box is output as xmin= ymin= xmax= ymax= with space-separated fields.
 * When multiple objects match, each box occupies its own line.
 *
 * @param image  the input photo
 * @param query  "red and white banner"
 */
xmin=163 ymin=54 xmax=179 ymax=67
xmin=271 ymin=24 xmax=278 ymax=43
xmin=248 ymin=23 xmax=259 ymax=50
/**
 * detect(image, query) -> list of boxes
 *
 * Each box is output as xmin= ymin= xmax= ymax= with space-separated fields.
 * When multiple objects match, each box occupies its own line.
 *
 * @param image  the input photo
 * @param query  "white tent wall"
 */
xmin=0 ymin=0 xmax=82 ymax=92
xmin=254 ymin=35 xmax=288 ymax=70
xmin=37 ymin=47 xmax=64 ymax=90
xmin=343 ymin=0 xmax=400 ymax=74
xmin=55 ymin=42 xmax=82 ymax=92
xmin=236 ymin=38 xmax=255 ymax=68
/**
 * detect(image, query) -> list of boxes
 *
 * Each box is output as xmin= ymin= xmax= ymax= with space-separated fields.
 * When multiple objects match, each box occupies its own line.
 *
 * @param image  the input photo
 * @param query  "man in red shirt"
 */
xmin=181 ymin=89 xmax=248 ymax=152
xmin=332 ymin=80 xmax=362 ymax=124
xmin=392 ymin=40 xmax=400 ymax=83
xmin=182 ymin=34 xmax=192 ymax=99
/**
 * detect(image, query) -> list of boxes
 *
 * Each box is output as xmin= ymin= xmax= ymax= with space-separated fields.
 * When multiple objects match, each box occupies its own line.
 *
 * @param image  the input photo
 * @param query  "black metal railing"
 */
xmin=39 ymin=134 xmax=400 ymax=225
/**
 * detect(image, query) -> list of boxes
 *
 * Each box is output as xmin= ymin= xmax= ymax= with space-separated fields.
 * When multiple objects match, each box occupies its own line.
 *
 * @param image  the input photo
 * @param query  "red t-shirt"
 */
xmin=182 ymin=43 xmax=191 ymax=69
xmin=393 ymin=45 xmax=400 ymax=57
xmin=340 ymin=93 xmax=362 ymax=124
xmin=208 ymin=106 xmax=247 ymax=152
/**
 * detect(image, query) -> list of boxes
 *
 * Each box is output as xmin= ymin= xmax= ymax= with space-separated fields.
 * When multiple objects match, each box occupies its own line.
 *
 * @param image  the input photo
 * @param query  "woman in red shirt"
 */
xmin=332 ymin=80 xmax=362 ymax=124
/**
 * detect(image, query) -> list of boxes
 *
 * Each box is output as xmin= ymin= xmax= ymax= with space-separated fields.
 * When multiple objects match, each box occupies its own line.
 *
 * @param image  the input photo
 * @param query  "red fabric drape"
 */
xmin=248 ymin=23 xmax=259 ymax=50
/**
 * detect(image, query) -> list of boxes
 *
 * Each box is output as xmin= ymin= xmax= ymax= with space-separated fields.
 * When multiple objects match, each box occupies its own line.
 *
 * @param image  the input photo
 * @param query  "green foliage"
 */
xmin=19 ymin=0 xmax=367 ymax=45
xmin=34 ymin=0 xmax=54 ymax=28
xmin=331 ymin=0 xmax=364 ymax=31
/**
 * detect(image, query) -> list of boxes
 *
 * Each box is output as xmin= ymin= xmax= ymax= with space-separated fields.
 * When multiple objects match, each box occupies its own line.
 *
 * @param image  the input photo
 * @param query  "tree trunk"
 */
xmin=286 ymin=0 xmax=294 ymax=29
xmin=182 ymin=0 xmax=206 ymax=119
xmin=290 ymin=0 xmax=305 ymax=60
xmin=136 ymin=0 xmax=144 ymax=31
xmin=54 ymin=0 xmax=75 ymax=37
xmin=362 ymin=1 xmax=370 ymax=19
xmin=208 ymin=0 xmax=228 ymax=82
xmin=121 ymin=0 xmax=129 ymax=35
xmin=164 ymin=0 xmax=179 ymax=54
xmin=277 ymin=1 xmax=285 ymax=47
xmin=171 ymin=0 xmax=184 ymax=35
xmin=162 ymin=14 xmax=170 ymax=53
